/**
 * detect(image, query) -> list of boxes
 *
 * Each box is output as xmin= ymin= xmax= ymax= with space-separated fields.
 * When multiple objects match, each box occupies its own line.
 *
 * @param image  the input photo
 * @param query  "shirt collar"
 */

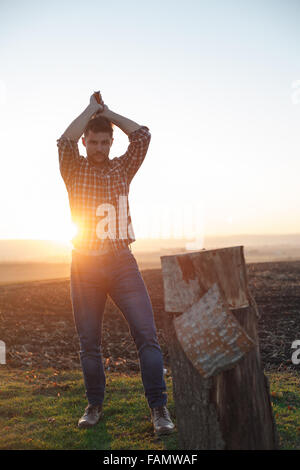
xmin=87 ymin=155 xmax=110 ymax=170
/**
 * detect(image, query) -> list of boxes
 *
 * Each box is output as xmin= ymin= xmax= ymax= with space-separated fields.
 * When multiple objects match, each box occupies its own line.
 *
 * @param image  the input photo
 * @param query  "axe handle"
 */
xmin=93 ymin=91 xmax=102 ymax=104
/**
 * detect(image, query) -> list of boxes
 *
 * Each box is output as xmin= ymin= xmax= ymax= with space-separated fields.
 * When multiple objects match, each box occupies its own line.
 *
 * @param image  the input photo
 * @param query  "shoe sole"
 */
xmin=78 ymin=413 xmax=103 ymax=429
xmin=154 ymin=426 xmax=175 ymax=436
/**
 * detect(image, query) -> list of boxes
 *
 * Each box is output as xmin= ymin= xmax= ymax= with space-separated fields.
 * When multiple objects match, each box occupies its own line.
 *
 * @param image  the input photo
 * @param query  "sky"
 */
xmin=1 ymin=0 xmax=300 ymax=244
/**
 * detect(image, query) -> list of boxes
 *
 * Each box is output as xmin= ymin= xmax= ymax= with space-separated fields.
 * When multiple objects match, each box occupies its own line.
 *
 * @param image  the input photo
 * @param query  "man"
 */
xmin=56 ymin=91 xmax=175 ymax=436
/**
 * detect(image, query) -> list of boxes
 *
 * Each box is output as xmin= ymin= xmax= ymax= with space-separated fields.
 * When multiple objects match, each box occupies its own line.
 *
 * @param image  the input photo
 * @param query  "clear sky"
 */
xmin=1 ymin=0 xmax=300 ymax=243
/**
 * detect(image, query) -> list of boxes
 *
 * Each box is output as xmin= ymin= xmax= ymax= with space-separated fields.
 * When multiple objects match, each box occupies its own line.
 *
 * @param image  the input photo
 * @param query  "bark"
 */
xmin=160 ymin=247 xmax=278 ymax=450
xmin=162 ymin=310 xmax=225 ymax=450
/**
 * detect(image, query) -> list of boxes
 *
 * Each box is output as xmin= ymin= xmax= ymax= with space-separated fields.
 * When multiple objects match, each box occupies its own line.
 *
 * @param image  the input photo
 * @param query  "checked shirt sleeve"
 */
xmin=117 ymin=126 xmax=151 ymax=183
xmin=56 ymin=135 xmax=82 ymax=186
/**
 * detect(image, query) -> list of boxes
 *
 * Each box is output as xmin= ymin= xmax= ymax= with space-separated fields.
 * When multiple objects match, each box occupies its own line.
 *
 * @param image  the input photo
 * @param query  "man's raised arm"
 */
xmin=100 ymin=108 xmax=142 ymax=136
xmin=57 ymin=94 xmax=103 ymax=185
xmin=61 ymin=93 xmax=103 ymax=141
xmin=100 ymin=105 xmax=151 ymax=182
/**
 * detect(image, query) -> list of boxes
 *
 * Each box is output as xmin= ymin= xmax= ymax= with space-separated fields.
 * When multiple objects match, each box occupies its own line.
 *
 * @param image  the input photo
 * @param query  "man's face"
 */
xmin=82 ymin=130 xmax=113 ymax=164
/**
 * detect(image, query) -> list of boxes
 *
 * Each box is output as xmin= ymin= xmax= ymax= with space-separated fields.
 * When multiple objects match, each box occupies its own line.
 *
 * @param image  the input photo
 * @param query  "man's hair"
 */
xmin=84 ymin=115 xmax=114 ymax=138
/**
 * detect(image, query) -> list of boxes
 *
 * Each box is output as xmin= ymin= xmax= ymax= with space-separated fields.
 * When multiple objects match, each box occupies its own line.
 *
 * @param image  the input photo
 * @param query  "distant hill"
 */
xmin=0 ymin=234 xmax=299 ymax=263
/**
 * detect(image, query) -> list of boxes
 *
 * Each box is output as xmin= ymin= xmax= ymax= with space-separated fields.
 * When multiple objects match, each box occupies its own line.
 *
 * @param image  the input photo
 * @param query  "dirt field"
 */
xmin=0 ymin=258 xmax=299 ymax=374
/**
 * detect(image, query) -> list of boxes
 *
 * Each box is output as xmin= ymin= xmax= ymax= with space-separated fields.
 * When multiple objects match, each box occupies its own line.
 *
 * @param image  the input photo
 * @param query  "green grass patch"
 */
xmin=0 ymin=367 xmax=177 ymax=450
xmin=0 ymin=367 xmax=299 ymax=450
xmin=266 ymin=370 xmax=300 ymax=450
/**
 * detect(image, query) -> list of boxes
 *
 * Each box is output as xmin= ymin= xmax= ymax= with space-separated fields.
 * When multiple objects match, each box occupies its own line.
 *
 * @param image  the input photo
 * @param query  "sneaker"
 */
xmin=150 ymin=405 xmax=175 ymax=436
xmin=78 ymin=404 xmax=103 ymax=428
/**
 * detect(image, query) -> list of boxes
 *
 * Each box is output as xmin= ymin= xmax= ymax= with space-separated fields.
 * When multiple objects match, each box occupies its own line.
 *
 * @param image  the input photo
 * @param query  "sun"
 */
xmin=50 ymin=222 xmax=78 ymax=244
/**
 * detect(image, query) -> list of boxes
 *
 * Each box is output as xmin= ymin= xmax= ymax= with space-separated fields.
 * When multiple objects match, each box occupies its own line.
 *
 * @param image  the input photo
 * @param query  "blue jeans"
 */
xmin=70 ymin=246 xmax=167 ymax=409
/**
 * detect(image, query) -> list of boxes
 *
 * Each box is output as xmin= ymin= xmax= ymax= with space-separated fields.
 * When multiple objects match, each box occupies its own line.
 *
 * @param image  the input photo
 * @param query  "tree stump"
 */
xmin=160 ymin=246 xmax=278 ymax=450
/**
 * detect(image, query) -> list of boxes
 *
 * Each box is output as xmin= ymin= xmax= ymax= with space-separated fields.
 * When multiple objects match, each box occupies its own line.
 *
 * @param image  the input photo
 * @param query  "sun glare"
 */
xmin=50 ymin=222 xmax=78 ymax=243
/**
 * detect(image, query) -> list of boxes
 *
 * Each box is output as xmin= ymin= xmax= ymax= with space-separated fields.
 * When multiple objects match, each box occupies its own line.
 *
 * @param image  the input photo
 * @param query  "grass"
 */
xmin=0 ymin=367 xmax=299 ymax=450
xmin=0 ymin=367 xmax=177 ymax=450
xmin=266 ymin=370 xmax=300 ymax=450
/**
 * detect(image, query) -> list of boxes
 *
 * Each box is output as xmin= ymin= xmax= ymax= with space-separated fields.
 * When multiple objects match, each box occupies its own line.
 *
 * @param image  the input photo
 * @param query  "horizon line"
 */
xmin=0 ymin=233 xmax=299 ymax=242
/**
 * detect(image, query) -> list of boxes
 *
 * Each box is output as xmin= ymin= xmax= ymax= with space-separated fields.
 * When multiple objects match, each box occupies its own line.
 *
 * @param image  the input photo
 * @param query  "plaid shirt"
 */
xmin=57 ymin=126 xmax=151 ymax=254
